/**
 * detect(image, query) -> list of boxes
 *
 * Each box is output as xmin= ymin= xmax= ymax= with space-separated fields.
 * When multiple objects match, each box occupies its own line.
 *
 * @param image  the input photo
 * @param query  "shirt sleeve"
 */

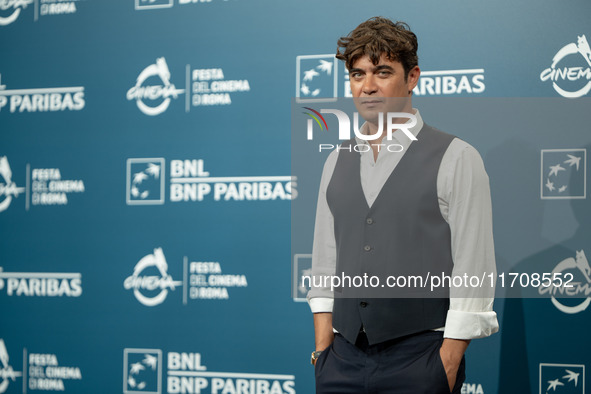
xmin=438 ymin=139 xmax=499 ymax=339
xmin=307 ymin=151 xmax=339 ymax=314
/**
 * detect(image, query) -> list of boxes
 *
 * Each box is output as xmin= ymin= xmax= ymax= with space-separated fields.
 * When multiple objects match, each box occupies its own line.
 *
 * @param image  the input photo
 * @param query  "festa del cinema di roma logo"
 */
xmin=126 ymin=58 xmax=250 ymax=115
xmin=540 ymin=34 xmax=591 ymax=98
xmin=127 ymin=57 xmax=184 ymax=116
xmin=124 ymin=248 xmax=181 ymax=307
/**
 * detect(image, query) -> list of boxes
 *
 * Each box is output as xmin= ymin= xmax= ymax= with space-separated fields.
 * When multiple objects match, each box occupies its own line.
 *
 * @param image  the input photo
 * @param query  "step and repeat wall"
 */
xmin=1 ymin=0 xmax=590 ymax=393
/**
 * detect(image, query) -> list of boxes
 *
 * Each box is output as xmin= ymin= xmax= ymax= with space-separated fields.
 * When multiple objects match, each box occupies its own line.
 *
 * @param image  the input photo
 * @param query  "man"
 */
xmin=307 ymin=17 xmax=499 ymax=393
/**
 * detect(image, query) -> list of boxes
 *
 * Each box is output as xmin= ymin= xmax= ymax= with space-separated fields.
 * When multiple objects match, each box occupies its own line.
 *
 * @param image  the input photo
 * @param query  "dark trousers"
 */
xmin=315 ymin=331 xmax=466 ymax=394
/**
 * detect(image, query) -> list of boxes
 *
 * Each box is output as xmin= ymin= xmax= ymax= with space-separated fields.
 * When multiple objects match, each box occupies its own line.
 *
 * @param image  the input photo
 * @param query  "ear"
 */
xmin=406 ymin=66 xmax=420 ymax=93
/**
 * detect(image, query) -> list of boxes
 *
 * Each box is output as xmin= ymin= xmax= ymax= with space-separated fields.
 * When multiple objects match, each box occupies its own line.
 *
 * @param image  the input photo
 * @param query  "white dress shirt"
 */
xmin=307 ymin=109 xmax=499 ymax=340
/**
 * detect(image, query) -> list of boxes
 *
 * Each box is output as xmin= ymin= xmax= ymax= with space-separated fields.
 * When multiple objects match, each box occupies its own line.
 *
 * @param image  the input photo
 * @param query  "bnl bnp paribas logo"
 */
xmin=412 ymin=68 xmax=485 ymax=96
xmin=126 ymin=57 xmax=251 ymax=115
xmin=124 ymin=349 xmax=295 ymax=394
xmin=126 ymin=158 xmax=296 ymax=205
xmin=541 ymin=149 xmax=586 ymax=199
xmin=0 ymin=266 xmax=82 ymax=297
xmin=0 ymin=74 xmax=85 ymax=113
xmin=0 ymin=0 xmax=80 ymax=25
xmin=540 ymin=34 xmax=591 ymax=98
xmin=539 ymin=364 xmax=584 ymax=394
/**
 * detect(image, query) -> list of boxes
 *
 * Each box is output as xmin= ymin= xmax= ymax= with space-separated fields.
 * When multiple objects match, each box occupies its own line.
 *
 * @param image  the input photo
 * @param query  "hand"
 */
xmin=313 ymin=313 xmax=334 ymax=367
xmin=439 ymin=338 xmax=469 ymax=392
xmin=312 ymin=354 xmax=319 ymax=367
xmin=313 ymin=340 xmax=333 ymax=367
xmin=439 ymin=347 xmax=458 ymax=391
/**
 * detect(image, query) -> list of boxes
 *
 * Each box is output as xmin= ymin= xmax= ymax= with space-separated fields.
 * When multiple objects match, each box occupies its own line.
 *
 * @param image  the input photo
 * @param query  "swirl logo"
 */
xmin=540 ymin=35 xmax=591 ymax=98
xmin=0 ymin=157 xmax=25 ymax=213
xmin=126 ymin=58 xmax=184 ymax=116
xmin=539 ymin=250 xmax=591 ymax=314
xmin=0 ymin=0 xmax=33 ymax=26
xmin=0 ymin=339 xmax=22 ymax=394
xmin=124 ymin=248 xmax=182 ymax=306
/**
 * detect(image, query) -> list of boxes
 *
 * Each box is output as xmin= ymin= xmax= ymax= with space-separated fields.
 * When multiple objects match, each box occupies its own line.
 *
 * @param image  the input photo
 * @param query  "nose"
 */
xmin=361 ymin=74 xmax=378 ymax=95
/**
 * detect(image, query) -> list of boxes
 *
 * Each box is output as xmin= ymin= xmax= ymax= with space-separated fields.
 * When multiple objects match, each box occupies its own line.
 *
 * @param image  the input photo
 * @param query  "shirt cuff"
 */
xmin=308 ymin=297 xmax=333 ymax=314
xmin=443 ymin=309 xmax=499 ymax=339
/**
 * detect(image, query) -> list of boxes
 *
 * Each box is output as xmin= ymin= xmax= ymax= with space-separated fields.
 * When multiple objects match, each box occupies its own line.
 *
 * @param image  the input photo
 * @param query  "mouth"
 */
xmin=359 ymin=99 xmax=385 ymax=106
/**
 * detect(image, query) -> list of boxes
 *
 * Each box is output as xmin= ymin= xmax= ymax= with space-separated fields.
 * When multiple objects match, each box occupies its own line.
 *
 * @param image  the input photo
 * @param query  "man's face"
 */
xmin=349 ymin=54 xmax=419 ymax=124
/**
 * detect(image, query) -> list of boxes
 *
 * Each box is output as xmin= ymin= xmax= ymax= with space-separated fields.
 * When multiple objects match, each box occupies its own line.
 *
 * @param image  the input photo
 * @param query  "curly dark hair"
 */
xmin=336 ymin=17 xmax=418 ymax=80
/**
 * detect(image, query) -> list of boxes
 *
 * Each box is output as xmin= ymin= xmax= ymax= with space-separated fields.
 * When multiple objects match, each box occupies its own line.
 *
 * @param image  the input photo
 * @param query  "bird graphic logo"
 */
xmin=300 ymin=60 xmax=333 ymax=97
xmin=124 ymin=349 xmax=161 ymax=393
xmin=131 ymin=163 xmax=161 ymax=200
xmin=127 ymin=158 xmax=165 ymax=205
xmin=127 ymin=354 xmax=158 ymax=391
xmin=296 ymin=55 xmax=337 ymax=102
xmin=541 ymin=150 xmax=586 ymax=199
xmin=540 ymin=364 xmax=584 ymax=394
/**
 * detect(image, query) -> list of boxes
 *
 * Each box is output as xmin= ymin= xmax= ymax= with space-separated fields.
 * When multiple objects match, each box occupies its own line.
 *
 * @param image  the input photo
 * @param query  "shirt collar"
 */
xmin=355 ymin=108 xmax=424 ymax=151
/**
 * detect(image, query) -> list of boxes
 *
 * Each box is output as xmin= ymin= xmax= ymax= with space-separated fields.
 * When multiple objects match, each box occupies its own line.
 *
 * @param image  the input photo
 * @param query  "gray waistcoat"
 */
xmin=326 ymin=124 xmax=455 ymax=345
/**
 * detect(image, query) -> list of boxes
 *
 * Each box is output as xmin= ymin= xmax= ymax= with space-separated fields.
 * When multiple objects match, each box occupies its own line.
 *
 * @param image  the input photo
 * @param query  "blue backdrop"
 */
xmin=1 ymin=0 xmax=591 ymax=393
